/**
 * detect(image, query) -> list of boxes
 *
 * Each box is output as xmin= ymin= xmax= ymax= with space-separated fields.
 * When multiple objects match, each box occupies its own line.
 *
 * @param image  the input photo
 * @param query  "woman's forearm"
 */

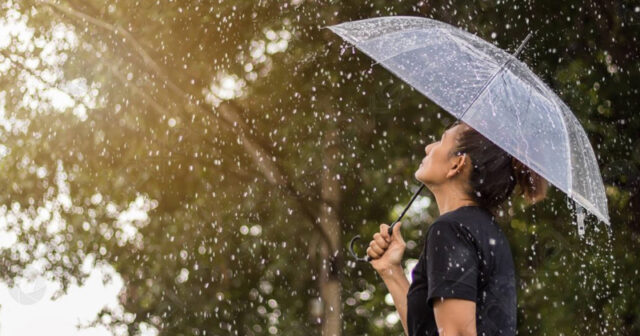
xmin=378 ymin=265 xmax=411 ymax=336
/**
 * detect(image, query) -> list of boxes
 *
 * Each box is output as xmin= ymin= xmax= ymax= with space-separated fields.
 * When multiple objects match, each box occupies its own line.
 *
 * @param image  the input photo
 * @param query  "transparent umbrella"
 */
xmin=328 ymin=16 xmax=610 ymax=262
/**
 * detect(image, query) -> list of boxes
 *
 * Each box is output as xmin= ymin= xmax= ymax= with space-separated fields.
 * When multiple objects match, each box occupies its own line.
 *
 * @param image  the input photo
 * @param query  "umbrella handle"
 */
xmin=348 ymin=223 xmax=396 ymax=263
xmin=348 ymin=184 xmax=425 ymax=263
xmin=348 ymin=184 xmax=424 ymax=263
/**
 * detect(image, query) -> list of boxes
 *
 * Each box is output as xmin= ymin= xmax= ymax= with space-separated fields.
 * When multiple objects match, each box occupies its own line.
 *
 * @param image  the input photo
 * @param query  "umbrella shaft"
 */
xmin=388 ymin=184 xmax=426 ymax=235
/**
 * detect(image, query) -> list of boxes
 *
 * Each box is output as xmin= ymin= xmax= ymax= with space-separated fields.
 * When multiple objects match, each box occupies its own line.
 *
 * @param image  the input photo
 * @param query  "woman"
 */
xmin=366 ymin=120 xmax=547 ymax=336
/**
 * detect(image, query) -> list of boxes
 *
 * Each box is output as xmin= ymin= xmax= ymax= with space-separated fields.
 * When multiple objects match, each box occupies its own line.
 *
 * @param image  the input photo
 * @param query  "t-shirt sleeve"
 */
xmin=426 ymin=220 xmax=479 ymax=307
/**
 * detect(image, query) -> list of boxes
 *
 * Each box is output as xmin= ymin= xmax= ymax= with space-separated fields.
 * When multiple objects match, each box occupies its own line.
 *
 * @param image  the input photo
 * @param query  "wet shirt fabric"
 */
xmin=406 ymin=205 xmax=517 ymax=336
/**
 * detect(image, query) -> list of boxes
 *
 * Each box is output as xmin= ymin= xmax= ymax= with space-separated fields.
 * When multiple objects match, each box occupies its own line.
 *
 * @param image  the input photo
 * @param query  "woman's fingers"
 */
xmin=392 ymin=222 xmax=404 ymax=244
xmin=366 ymin=246 xmax=380 ymax=259
xmin=373 ymin=233 xmax=389 ymax=249
xmin=368 ymin=223 xmax=399 ymax=260
xmin=369 ymin=240 xmax=385 ymax=255
xmin=379 ymin=224 xmax=391 ymax=242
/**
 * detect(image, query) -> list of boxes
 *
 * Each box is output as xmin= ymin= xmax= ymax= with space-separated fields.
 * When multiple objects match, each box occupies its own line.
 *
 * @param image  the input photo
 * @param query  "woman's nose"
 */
xmin=425 ymin=143 xmax=433 ymax=155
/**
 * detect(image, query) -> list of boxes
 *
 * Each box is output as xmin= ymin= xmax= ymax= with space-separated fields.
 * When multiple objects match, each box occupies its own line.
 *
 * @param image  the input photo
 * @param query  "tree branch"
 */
xmin=37 ymin=0 xmax=337 ymax=251
xmin=37 ymin=0 xmax=187 ymax=101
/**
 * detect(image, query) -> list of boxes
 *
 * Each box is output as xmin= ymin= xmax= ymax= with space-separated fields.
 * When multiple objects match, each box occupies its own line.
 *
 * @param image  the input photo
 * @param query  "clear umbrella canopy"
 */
xmin=329 ymin=16 xmax=610 ymax=227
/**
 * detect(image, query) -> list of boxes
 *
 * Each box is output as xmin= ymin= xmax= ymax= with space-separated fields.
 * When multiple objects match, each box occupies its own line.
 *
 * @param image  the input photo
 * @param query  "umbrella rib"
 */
xmin=458 ymin=58 xmax=515 ymax=120
xmin=552 ymin=96 xmax=574 ymax=198
xmin=371 ymin=27 xmax=508 ymax=71
xmin=368 ymin=27 xmax=446 ymax=65
xmin=350 ymin=23 xmax=510 ymax=72
xmin=509 ymin=75 xmax=532 ymax=166
xmin=458 ymin=31 xmax=534 ymax=120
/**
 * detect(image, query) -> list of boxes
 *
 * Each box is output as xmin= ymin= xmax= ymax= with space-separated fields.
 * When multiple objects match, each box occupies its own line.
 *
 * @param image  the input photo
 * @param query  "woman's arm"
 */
xmin=432 ymin=298 xmax=477 ymax=336
xmin=378 ymin=265 xmax=411 ymax=336
xmin=367 ymin=222 xmax=410 ymax=335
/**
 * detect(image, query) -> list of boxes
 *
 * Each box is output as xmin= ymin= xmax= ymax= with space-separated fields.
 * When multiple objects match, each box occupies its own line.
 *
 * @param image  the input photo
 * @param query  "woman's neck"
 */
xmin=432 ymin=186 xmax=478 ymax=216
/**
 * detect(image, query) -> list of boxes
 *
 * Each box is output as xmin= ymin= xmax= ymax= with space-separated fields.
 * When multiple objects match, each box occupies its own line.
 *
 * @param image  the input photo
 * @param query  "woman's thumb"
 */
xmin=392 ymin=221 xmax=404 ymax=243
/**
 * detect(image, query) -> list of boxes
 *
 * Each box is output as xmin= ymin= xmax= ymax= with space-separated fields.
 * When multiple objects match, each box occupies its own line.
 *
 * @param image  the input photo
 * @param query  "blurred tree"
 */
xmin=0 ymin=0 xmax=637 ymax=335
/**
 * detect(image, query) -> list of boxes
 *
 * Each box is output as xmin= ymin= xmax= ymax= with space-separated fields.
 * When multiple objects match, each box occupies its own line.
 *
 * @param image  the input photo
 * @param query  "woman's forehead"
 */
xmin=446 ymin=122 xmax=465 ymax=135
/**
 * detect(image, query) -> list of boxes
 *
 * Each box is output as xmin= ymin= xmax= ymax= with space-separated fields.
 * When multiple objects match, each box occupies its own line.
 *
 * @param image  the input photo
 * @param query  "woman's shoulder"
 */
xmin=437 ymin=205 xmax=494 ymax=221
xmin=428 ymin=206 xmax=504 ymax=240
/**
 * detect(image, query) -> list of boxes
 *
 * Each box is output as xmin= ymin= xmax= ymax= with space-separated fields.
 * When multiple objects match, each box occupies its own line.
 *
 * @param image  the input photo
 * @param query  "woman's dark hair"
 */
xmin=450 ymin=121 xmax=548 ymax=213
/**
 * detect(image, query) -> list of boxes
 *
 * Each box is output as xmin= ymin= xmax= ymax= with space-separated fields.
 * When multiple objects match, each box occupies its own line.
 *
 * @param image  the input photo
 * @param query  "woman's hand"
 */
xmin=367 ymin=222 xmax=406 ymax=274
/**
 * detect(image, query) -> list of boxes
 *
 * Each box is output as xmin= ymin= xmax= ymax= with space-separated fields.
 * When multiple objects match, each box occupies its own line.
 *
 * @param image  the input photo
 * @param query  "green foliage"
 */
xmin=0 ymin=0 xmax=638 ymax=335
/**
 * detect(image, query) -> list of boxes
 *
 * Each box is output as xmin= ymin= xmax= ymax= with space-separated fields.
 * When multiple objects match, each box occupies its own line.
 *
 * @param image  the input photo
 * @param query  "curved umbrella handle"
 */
xmin=348 ymin=234 xmax=370 ymax=262
xmin=348 ymin=184 xmax=425 ymax=263
xmin=348 ymin=223 xmax=396 ymax=262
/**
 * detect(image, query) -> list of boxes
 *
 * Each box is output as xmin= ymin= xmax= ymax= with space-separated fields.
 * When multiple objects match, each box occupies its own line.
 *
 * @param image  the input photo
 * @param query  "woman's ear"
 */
xmin=446 ymin=153 xmax=466 ymax=179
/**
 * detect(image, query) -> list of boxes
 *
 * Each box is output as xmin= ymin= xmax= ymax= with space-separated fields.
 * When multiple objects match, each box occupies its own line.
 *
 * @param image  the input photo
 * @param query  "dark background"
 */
xmin=0 ymin=0 xmax=638 ymax=335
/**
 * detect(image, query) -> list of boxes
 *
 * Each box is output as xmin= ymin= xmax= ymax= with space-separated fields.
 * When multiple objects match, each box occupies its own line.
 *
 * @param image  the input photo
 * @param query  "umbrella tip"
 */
xmin=512 ymin=30 xmax=536 ymax=58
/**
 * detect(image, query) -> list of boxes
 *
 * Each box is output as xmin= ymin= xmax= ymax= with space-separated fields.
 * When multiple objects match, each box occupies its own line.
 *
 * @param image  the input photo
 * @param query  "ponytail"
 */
xmin=511 ymin=157 xmax=548 ymax=205
xmin=453 ymin=122 xmax=549 ymax=212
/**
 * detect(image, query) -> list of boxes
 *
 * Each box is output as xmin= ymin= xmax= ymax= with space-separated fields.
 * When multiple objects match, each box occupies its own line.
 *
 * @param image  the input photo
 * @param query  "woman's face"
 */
xmin=414 ymin=123 xmax=467 ymax=186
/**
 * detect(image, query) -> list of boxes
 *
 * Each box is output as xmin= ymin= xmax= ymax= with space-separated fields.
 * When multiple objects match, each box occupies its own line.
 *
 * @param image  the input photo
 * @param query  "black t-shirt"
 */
xmin=406 ymin=205 xmax=517 ymax=336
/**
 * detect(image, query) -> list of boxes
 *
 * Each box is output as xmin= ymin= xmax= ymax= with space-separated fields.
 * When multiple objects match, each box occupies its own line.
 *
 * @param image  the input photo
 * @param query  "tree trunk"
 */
xmin=319 ymin=120 xmax=343 ymax=336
